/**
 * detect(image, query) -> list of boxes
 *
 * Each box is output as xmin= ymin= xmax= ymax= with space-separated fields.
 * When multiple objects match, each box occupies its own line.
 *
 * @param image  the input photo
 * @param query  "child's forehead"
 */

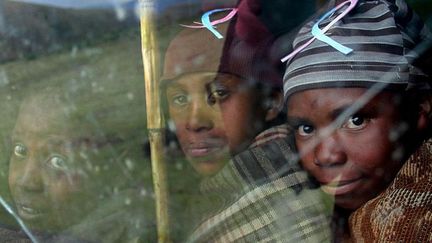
xmin=12 ymin=125 xmax=117 ymax=153
xmin=16 ymin=101 xmax=69 ymax=132
xmin=13 ymin=119 xmax=87 ymax=145
xmin=15 ymin=96 xmax=97 ymax=140
xmin=162 ymin=23 xmax=229 ymax=81
xmin=164 ymin=72 xmax=246 ymax=90
xmin=165 ymin=72 xmax=218 ymax=85
xmin=287 ymin=87 xmax=400 ymax=116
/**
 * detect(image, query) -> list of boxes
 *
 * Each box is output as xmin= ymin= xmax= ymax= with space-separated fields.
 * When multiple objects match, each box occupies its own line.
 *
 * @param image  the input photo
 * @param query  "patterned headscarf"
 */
xmin=283 ymin=0 xmax=432 ymax=101
xmin=162 ymin=0 xmax=317 ymax=89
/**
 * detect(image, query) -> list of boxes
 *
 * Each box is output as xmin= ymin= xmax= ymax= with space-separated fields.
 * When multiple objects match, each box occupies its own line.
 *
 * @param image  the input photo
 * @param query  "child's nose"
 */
xmin=16 ymin=158 xmax=44 ymax=192
xmin=314 ymin=132 xmax=347 ymax=167
xmin=186 ymin=100 xmax=215 ymax=132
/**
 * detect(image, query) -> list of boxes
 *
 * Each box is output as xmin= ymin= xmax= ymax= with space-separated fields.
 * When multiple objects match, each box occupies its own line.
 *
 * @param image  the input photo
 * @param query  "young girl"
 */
xmin=161 ymin=19 xmax=284 ymax=177
xmin=283 ymin=0 xmax=432 ymax=241
xmin=162 ymin=1 xmax=332 ymax=241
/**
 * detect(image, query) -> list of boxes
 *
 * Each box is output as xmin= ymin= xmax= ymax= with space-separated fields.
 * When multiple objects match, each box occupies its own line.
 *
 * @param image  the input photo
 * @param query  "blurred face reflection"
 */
xmin=166 ymin=73 xmax=267 ymax=176
xmin=9 ymin=96 xmax=95 ymax=231
xmin=287 ymin=88 xmax=405 ymax=210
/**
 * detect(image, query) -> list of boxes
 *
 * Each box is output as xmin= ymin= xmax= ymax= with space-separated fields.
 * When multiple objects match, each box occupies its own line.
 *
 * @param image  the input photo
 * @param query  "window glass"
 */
xmin=0 ymin=0 xmax=431 ymax=242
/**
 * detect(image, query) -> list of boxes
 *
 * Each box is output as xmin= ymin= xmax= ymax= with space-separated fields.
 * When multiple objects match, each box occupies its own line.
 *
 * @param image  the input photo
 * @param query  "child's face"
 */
xmin=8 ymin=97 xmax=96 ymax=231
xmin=287 ymin=87 xmax=406 ymax=210
xmin=166 ymin=73 xmax=266 ymax=176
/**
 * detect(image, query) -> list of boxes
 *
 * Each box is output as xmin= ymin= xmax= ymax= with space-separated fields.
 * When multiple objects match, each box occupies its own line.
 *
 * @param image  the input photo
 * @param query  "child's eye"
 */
xmin=297 ymin=124 xmax=315 ymax=137
xmin=46 ymin=155 xmax=69 ymax=171
xmin=170 ymin=94 xmax=189 ymax=107
xmin=343 ymin=114 xmax=368 ymax=129
xmin=207 ymin=89 xmax=229 ymax=105
xmin=213 ymin=90 xmax=229 ymax=99
xmin=13 ymin=143 xmax=27 ymax=158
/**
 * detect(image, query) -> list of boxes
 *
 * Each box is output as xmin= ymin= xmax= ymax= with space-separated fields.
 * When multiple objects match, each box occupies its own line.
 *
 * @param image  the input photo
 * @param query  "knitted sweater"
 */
xmin=349 ymin=138 xmax=432 ymax=242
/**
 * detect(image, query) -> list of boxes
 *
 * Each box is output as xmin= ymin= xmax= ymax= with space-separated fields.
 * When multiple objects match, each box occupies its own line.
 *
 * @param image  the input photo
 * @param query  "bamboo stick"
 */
xmin=139 ymin=0 xmax=170 ymax=242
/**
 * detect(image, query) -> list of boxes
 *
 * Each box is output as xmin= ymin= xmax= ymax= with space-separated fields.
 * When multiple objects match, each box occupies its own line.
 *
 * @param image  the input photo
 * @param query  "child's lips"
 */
xmin=185 ymin=143 xmax=227 ymax=158
xmin=15 ymin=202 xmax=46 ymax=220
xmin=320 ymin=177 xmax=364 ymax=196
xmin=188 ymin=147 xmax=214 ymax=157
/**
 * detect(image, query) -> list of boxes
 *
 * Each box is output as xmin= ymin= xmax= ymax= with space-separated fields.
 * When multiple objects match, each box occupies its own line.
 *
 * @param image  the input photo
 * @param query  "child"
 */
xmin=283 ymin=0 xmax=432 ymax=241
xmin=8 ymin=67 xmax=151 ymax=242
xmin=162 ymin=0 xmax=332 ymax=241
xmin=162 ymin=18 xmax=285 ymax=177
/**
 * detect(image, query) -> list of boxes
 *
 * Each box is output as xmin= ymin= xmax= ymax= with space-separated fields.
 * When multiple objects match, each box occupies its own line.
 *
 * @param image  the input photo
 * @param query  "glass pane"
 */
xmin=0 ymin=0 xmax=431 ymax=242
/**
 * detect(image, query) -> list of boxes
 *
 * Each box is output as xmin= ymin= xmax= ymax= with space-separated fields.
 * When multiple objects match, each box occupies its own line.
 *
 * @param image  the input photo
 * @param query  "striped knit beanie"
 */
xmin=283 ymin=0 xmax=432 ymax=101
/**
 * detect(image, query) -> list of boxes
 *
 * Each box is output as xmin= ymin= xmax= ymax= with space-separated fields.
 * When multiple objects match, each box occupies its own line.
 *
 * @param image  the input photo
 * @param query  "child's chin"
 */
xmin=192 ymin=160 xmax=226 ymax=176
xmin=334 ymin=196 xmax=368 ymax=211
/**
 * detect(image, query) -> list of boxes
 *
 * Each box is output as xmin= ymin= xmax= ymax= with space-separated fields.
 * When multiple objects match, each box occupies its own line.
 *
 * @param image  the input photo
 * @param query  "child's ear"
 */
xmin=265 ymin=91 xmax=284 ymax=122
xmin=417 ymin=99 xmax=432 ymax=131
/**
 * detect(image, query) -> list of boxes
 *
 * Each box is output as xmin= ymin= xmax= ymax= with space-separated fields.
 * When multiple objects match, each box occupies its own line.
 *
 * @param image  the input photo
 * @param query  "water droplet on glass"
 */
xmin=140 ymin=189 xmax=147 ymax=197
xmin=80 ymin=152 xmax=88 ymax=160
xmin=115 ymin=6 xmax=127 ymax=21
xmin=81 ymin=70 xmax=88 ymax=78
xmin=71 ymin=46 xmax=78 ymax=57
xmin=0 ymin=69 xmax=9 ymax=87
xmin=22 ymin=39 xmax=30 ymax=46
xmin=125 ymin=197 xmax=131 ymax=205
xmin=125 ymin=159 xmax=135 ymax=170
xmin=175 ymin=162 xmax=183 ymax=170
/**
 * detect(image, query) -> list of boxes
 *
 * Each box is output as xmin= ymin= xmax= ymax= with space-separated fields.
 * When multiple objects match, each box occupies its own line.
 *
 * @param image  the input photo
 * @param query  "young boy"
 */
xmin=283 ymin=0 xmax=432 ymax=241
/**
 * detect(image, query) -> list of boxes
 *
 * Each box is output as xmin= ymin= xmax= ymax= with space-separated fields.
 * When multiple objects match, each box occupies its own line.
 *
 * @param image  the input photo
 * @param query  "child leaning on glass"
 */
xmin=283 ymin=0 xmax=432 ymax=241
xmin=161 ymin=1 xmax=333 ymax=241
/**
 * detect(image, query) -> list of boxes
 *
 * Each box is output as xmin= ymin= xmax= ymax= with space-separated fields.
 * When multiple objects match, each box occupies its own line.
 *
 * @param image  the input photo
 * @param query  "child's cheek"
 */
xmin=46 ymin=171 xmax=83 ymax=193
xmin=296 ymin=147 xmax=317 ymax=176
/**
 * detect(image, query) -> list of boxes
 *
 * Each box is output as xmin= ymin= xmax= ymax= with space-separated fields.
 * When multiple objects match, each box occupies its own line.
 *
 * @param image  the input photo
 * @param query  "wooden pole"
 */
xmin=139 ymin=1 xmax=170 ymax=242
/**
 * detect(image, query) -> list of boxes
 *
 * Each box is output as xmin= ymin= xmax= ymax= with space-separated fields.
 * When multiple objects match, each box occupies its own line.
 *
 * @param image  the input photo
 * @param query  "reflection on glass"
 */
xmin=6 ymin=76 xmax=151 ymax=242
xmin=0 ymin=0 xmax=430 ymax=242
xmin=0 ymin=11 xmax=153 ymax=237
xmin=9 ymin=94 xmax=100 ymax=232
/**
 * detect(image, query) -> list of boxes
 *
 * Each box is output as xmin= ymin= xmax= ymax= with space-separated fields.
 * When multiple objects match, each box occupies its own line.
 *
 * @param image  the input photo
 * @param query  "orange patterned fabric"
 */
xmin=349 ymin=139 xmax=432 ymax=242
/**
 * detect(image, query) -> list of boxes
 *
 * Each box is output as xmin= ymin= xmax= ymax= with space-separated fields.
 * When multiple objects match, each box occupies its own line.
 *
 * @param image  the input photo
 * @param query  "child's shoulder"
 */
xmin=249 ymin=124 xmax=292 ymax=148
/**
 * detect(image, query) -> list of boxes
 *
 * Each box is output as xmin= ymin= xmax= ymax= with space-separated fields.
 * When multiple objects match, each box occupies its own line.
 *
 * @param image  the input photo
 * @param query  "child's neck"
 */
xmin=332 ymin=206 xmax=353 ymax=243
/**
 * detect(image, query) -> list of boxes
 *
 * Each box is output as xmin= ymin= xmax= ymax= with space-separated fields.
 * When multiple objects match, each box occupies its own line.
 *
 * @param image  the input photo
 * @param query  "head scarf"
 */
xmin=162 ymin=0 xmax=316 ymax=89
